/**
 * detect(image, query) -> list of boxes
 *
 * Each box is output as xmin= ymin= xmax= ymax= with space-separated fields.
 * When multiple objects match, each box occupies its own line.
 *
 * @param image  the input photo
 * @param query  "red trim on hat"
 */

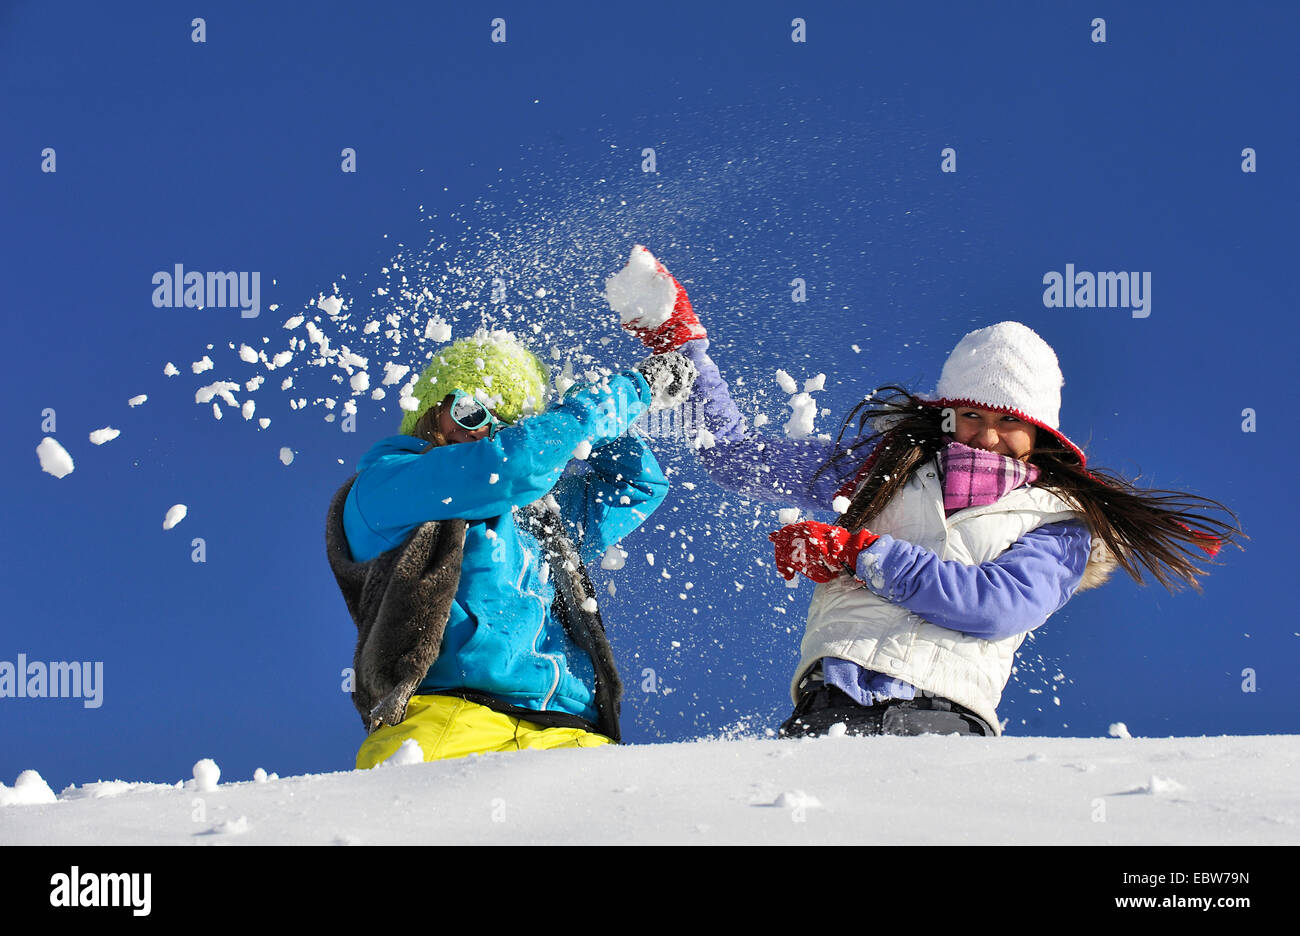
xmin=920 ymin=397 xmax=1089 ymax=470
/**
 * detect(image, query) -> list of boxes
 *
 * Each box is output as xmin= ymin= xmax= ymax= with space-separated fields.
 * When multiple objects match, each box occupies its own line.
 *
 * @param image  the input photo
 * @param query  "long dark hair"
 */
xmin=817 ymin=385 xmax=1246 ymax=594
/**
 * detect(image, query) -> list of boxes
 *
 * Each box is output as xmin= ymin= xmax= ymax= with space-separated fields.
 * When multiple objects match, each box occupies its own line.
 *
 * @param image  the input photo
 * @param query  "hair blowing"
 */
xmin=816 ymin=385 xmax=1246 ymax=594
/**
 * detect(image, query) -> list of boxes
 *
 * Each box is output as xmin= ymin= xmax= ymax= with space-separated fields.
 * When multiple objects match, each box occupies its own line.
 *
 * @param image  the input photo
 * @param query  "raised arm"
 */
xmin=349 ymin=371 xmax=652 ymax=550
xmin=606 ymin=245 xmax=874 ymax=513
xmin=680 ymin=338 xmax=874 ymax=511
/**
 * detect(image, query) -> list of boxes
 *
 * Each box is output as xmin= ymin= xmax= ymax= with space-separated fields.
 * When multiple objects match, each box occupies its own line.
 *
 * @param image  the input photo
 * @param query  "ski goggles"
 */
xmin=446 ymin=389 xmax=504 ymax=439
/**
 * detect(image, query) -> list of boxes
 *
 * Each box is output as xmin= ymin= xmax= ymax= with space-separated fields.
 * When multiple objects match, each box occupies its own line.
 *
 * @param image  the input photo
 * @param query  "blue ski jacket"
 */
xmin=342 ymin=371 xmax=666 ymax=724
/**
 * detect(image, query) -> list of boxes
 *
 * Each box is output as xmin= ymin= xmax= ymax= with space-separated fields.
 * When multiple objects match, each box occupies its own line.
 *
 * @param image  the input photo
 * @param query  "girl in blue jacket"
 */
xmin=330 ymin=329 xmax=692 ymax=766
xmin=611 ymin=247 xmax=1242 ymax=738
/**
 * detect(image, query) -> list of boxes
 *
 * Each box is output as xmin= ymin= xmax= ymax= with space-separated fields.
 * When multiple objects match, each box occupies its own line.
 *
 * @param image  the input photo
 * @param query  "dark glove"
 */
xmin=637 ymin=350 xmax=698 ymax=412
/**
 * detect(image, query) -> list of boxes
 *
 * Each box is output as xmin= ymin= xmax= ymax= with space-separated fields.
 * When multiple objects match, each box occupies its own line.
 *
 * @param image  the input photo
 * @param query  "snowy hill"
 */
xmin=4 ymin=734 xmax=1298 ymax=845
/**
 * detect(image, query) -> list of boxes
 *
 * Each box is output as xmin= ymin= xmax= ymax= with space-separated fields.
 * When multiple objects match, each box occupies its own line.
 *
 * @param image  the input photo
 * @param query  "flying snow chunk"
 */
xmin=89 ymin=427 xmax=120 ymax=445
xmin=489 ymin=473 xmax=499 ymax=484
xmin=604 ymin=245 xmax=676 ymax=330
xmin=128 ymin=394 xmax=147 ymax=407
xmin=317 ymin=294 xmax=344 ymax=316
xmin=0 ymin=769 xmax=58 ymax=806
xmin=36 ymin=438 xmax=74 ymax=478
xmin=239 ymin=344 xmax=259 ymax=363
xmin=754 ymin=413 xmax=769 ymax=427
xmin=572 ymin=440 xmax=592 ymax=460
xmin=193 ymin=356 xmax=214 ymax=374
xmin=804 ymin=373 xmax=826 ymax=392
xmin=581 ymin=597 xmax=598 ymax=613
xmin=163 ymin=362 xmax=180 ymax=376
xmin=192 ymin=758 xmax=220 ymax=792
xmin=425 ymin=316 xmax=452 ymax=343
xmin=601 ymin=544 xmax=626 ymax=571
xmin=280 ymin=447 xmax=294 ymax=466
xmin=258 ymin=418 xmax=271 ymax=429
xmin=784 ymin=392 xmax=816 ymax=439
xmin=535 ymin=288 xmax=547 ymax=298
xmin=777 ymin=508 xmax=800 ymax=525
xmin=283 ymin=314 xmax=305 ymax=330
xmin=196 ymin=381 xmax=240 ymax=408
xmin=1108 ymin=722 xmax=1132 ymax=739
xmin=382 ymin=362 xmax=411 ymax=386
xmin=775 ymin=370 xmax=798 ymax=394
xmin=242 ymin=400 xmax=255 ymax=420
xmin=163 ymin=504 xmax=188 ymax=530
xmin=832 ymin=496 xmax=851 ymax=514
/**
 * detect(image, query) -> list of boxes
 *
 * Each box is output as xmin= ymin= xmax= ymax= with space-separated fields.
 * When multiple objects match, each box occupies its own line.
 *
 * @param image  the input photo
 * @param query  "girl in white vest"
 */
xmin=610 ymin=246 xmax=1243 ymax=737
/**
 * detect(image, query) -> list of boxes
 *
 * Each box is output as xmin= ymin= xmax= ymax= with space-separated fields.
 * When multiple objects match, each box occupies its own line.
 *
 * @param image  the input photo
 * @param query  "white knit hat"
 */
xmin=922 ymin=321 xmax=1086 ymax=466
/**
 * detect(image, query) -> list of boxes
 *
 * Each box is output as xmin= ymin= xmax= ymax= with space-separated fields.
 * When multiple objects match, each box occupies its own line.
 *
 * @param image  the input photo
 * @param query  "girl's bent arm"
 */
xmin=852 ymin=520 xmax=1093 ymax=639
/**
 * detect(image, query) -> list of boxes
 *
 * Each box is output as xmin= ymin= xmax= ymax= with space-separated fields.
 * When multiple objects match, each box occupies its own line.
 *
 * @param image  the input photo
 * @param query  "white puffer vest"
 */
xmin=796 ymin=456 xmax=1112 ymax=735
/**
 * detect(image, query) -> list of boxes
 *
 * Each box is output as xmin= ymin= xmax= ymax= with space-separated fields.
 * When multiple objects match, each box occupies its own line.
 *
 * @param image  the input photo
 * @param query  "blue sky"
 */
xmin=3 ymin=1 xmax=1297 ymax=789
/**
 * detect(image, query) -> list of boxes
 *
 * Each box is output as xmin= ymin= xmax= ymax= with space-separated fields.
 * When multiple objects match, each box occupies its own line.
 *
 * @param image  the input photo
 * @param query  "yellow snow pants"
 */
xmin=355 ymin=693 xmax=612 ymax=768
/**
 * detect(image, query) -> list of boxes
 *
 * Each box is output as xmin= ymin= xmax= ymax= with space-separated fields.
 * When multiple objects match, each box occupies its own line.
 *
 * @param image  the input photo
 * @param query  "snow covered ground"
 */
xmin=4 ymin=734 xmax=1297 ymax=845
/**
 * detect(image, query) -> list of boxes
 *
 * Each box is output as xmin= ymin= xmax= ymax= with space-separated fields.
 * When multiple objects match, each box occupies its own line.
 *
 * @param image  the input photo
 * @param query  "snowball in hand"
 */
xmin=604 ymin=245 xmax=676 ymax=330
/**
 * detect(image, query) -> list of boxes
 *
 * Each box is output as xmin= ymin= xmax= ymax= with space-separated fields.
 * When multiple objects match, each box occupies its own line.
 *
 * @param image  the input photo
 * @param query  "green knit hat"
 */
xmin=398 ymin=328 xmax=550 ymax=435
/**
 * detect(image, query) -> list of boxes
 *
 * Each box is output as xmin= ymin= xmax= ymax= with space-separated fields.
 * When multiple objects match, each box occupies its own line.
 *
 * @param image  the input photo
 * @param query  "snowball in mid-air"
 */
xmin=36 ymin=438 xmax=74 ymax=478
xmin=774 ymin=370 xmax=798 ymax=394
xmin=89 ymin=427 xmax=120 ymax=445
xmin=804 ymin=373 xmax=826 ymax=392
xmin=128 ymin=394 xmax=147 ymax=407
xmin=425 ymin=317 xmax=452 ymax=343
xmin=604 ymin=245 xmax=676 ymax=329
xmin=601 ymin=544 xmax=626 ymax=571
xmin=163 ymin=504 xmax=188 ymax=530
xmin=581 ymin=597 xmax=598 ymax=613
xmin=0 ymin=769 xmax=58 ymax=806
xmin=193 ymin=758 xmax=220 ymax=792
xmin=784 ymin=392 xmax=817 ymax=439
xmin=832 ymin=496 xmax=851 ymax=514
xmin=572 ymin=440 xmax=592 ymax=460
xmin=777 ymin=508 xmax=800 ymax=525
xmin=163 ymin=362 xmax=180 ymax=376
xmin=317 ymin=294 xmax=344 ymax=316
xmin=279 ymin=447 xmax=294 ymax=466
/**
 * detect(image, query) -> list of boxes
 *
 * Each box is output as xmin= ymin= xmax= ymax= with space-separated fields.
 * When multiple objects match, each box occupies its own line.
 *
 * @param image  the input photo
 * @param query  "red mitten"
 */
xmin=614 ymin=246 xmax=707 ymax=353
xmin=768 ymin=521 xmax=880 ymax=584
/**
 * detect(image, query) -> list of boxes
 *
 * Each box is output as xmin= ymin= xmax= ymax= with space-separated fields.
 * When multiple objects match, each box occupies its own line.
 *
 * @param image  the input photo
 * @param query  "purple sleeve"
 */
xmin=852 ymin=520 xmax=1093 ymax=639
xmin=679 ymin=338 xmax=875 ymax=511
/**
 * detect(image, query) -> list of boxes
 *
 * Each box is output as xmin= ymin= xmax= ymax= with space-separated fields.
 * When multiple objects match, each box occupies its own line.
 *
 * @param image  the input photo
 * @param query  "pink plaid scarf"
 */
xmin=936 ymin=438 xmax=1039 ymax=516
